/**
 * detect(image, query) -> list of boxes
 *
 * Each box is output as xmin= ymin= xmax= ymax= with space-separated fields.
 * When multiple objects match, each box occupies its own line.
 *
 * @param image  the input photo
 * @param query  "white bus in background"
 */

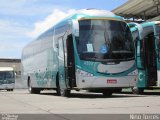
xmin=0 ymin=67 xmax=15 ymax=91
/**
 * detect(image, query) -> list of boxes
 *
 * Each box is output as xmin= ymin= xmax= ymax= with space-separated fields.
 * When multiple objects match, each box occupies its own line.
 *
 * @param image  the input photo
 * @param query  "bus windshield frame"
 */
xmin=76 ymin=19 xmax=135 ymax=62
xmin=156 ymin=24 xmax=160 ymax=47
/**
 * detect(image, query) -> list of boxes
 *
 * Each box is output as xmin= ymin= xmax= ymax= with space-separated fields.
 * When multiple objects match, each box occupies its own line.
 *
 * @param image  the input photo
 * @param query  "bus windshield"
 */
xmin=76 ymin=19 xmax=134 ymax=62
xmin=0 ymin=71 xmax=14 ymax=80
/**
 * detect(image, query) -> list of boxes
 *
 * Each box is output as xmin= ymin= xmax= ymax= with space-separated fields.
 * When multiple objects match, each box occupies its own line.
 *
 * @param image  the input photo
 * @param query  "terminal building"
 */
xmin=112 ymin=0 xmax=160 ymax=22
xmin=0 ymin=58 xmax=21 ymax=75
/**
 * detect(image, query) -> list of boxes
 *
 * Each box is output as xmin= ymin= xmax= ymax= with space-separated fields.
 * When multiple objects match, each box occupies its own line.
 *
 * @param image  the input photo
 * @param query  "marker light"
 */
xmin=76 ymin=69 xmax=93 ymax=77
xmin=128 ymin=69 xmax=138 ymax=76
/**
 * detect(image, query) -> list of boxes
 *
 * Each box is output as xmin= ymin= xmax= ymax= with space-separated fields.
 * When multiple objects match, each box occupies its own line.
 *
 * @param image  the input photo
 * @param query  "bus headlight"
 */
xmin=128 ymin=69 xmax=138 ymax=76
xmin=76 ymin=69 xmax=93 ymax=77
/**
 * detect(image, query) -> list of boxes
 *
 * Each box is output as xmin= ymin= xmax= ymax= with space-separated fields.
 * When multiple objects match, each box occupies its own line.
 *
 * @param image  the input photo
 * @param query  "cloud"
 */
xmin=0 ymin=20 xmax=31 ymax=58
xmin=0 ymin=8 xmax=76 ymax=58
xmin=0 ymin=20 xmax=27 ymax=34
xmin=0 ymin=0 xmax=61 ymax=16
xmin=27 ymin=9 xmax=76 ymax=38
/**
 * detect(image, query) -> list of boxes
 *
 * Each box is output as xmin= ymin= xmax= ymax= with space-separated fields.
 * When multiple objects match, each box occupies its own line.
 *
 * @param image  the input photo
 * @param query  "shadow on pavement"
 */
xmin=120 ymin=91 xmax=160 ymax=96
xmin=40 ymin=91 xmax=144 ymax=99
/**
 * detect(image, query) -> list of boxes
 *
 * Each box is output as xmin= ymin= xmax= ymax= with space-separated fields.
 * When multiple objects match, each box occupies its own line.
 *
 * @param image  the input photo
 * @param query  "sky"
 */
xmin=0 ymin=0 xmax=128 ymax=59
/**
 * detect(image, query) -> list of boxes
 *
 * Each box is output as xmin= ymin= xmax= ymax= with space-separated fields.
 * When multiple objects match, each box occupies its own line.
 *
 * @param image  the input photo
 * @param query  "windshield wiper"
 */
xmin=112 ymin=50 xmax=133 ymax=54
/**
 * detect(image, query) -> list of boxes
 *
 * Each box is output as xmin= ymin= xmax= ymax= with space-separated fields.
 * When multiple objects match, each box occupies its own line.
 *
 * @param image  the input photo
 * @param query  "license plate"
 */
xmin=107 ymin=79 xmax=117 ymax=84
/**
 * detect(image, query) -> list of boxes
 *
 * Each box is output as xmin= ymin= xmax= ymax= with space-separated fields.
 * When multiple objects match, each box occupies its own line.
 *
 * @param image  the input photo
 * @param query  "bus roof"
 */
xmin=130 ymin=21 xmax=160 ymax=32
xmin=139 ymin=21 xmax=160 ymax=28
xmin=49 ymin=9 xmax=123 ymax=29
xmin=59 ymin=9 xmax=123 ymax=23
xmin=23 ymin=9 xmax=124 ymax=50
xmin=0 ymin=67 xmax=14 ymax=71
xmin=154 ymin=21 xmax=160 ymax=25
xmin=73 ymin=9 xmax=117 ymax=18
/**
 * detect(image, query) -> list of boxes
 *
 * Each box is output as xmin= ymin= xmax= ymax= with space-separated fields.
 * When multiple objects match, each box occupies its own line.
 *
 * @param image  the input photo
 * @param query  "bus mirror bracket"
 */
xmin=128 ymin=22 xmax=145 ymax=69
xmin=72 ymin=20 xmax=79 ymax=37
xmin=128 ymin=22 xmax=144 ymax=40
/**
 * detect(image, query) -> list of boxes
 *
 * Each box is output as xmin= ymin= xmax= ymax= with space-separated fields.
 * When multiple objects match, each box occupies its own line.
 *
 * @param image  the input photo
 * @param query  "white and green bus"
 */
xmin=22 ymin=9 xmax=138 ymax=97
xmin=131 ymin=21 xmax=160 ymax=94
xmin=0 ymin=67 xmax=15 ymax=91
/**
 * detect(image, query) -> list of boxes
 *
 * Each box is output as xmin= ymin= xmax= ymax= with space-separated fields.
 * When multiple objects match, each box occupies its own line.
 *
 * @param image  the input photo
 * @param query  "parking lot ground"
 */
xmin=0 ymin=89 xmax=160 ymax=114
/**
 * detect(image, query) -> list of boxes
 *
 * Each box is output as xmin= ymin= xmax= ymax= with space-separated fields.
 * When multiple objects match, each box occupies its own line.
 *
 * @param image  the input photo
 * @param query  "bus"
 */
xmin=131 ymin=21 xmax=160 ymax=94
xmin=0 ymin=67 xmax=15 ymax=91
xmin=22 ymin=9 xmax=139 ymax=97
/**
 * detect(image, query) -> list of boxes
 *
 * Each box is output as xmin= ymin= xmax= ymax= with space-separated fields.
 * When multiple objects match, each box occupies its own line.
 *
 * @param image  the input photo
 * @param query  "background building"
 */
xmin=0 ymin=58 xmax=21 ymax=75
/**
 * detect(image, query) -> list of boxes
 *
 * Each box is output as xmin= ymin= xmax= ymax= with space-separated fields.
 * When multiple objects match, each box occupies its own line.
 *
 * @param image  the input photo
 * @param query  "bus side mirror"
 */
xmin=128 ymin=22 xmax=145 ymax=69
xmin=128 ymin=22 xmax=144 ymax=40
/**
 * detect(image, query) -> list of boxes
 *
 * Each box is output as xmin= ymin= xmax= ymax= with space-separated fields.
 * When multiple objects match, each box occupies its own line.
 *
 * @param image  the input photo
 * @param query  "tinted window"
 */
xmin=76 ymin=20 xmax=134 ymax=62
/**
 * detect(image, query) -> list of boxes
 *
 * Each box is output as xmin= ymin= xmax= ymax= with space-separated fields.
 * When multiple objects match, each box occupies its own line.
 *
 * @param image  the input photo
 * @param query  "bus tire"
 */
xmin=56 ymin=73 xmax=70 ymax=97
xmin=28 ymin=79 xmax=40 ymax=94
xmin=61 ymin=89 xmax=71 ymax=97
xmin=7 ymin=89 xmax=13 ymax=91
xmin=9 ymin=89 xmax=13 ymax=91
xmin=57 ymin=85 xmax=70 ymax=97
xmin=56 ymin=73 xmax=61 ymax=96
xmin=56 ymin=86 xmax=61 ymax=96
xmin=102 ymin=91 xmax=112 ymax=97
xmin=57 ymin=83 xmax=71 ymax=97
xmin=132 ymin=87 xmax=144 ymax=94
xmin=114 ymin=89 xmax=122 ymax=93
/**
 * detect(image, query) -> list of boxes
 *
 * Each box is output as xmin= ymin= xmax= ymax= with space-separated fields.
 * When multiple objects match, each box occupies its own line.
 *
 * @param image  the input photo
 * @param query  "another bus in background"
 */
xmin=131 ymin=21 xmax=160 ymax=94
xmin=0 ymin=67 xmax=15 ymax=91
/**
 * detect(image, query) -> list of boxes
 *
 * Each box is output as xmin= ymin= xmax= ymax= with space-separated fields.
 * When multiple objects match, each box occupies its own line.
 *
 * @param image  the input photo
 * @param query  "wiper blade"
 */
xmin=112 ymin=50 xmax=133 ymax=54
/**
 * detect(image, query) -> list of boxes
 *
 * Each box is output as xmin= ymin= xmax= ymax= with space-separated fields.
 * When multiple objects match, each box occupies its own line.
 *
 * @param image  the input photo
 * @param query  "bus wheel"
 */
xmin=132 ymin=87 xmax=144 ymax=94
xmin=28 ymin=80 xmax=40 ymax=94
xmin=102 ymin=91 xmax=112 ymax=97
xmin=56 ymin=73 xmax=70 ymax=97
xmin=57 ymin=85 xmax=70 ymax=97
xmin=7 ymin=89 xmax=13 ymax=91
xmin=61 ymin=89 xmax=71 ymax=97
xmin=114 ymin=89 xmax=122 ymax=93
xmin=10 ymin=89 xmax=13 ymax=91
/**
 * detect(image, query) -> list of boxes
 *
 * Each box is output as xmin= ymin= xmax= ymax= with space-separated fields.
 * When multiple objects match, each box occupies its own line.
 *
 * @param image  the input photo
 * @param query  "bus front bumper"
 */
xmin=76 ymin=75 xmax=137 ymax=89
xmin=0 ymin=83 xmax=15 ymax=90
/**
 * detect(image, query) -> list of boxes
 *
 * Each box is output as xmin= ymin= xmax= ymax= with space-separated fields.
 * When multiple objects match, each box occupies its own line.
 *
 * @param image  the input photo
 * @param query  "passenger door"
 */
xmin=58 ymin=37 xmax=68 ymax=90
xmin=155 ymin=24 xmax=160 ymax=87
xmin=135 ymin=38 xmax=147 ymax=88
xmin=128 ymin=23 xmax=146 ymax=88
